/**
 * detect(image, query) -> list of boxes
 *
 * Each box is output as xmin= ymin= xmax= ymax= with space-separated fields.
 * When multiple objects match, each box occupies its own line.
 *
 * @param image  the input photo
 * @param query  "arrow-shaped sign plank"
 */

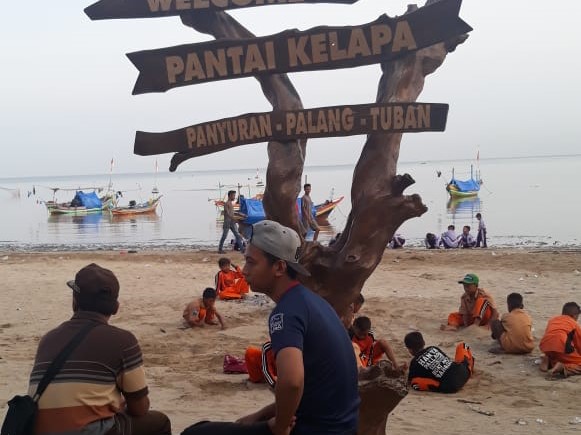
xmin=128 ymin=0 xmax=471 ymax=94
xmin=85 ymin=0 xmax=359 ymax=20
xmin=134 ymin=102 xmax=449 ymax=157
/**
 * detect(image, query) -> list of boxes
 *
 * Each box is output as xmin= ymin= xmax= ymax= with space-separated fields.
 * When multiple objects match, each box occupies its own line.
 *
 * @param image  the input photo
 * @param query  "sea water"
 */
xmin=0 ymin=155 xmax=579 ymax=251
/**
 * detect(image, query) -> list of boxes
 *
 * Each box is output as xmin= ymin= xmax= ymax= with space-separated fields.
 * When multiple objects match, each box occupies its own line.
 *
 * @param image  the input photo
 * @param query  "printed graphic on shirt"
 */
xmin=417 ymin=347 xmax=452 ymax=378
xmin=270 ymin=313 xmax=284 ymax=334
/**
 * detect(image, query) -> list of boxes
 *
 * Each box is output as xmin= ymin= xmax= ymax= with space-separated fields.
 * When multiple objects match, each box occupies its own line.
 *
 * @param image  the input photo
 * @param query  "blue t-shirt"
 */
xmin=269 ymin=283 xmax=359 ymax=434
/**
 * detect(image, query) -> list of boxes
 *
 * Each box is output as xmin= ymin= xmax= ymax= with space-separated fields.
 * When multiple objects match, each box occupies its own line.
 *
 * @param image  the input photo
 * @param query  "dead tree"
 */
xmin=178 ymin=2 xmax=468 ymax=433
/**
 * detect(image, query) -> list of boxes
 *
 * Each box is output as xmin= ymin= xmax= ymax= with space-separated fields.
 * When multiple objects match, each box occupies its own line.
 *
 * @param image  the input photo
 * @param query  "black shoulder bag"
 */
xmin=1 ymin=322 xmax=99 ymax=435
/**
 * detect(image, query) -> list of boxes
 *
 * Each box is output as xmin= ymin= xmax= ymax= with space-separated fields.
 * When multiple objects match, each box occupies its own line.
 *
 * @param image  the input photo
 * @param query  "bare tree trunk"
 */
xmin=178 ymin=4 xmax=468 ymax=433
xmin=177 ymin=10 xmax=305 ymax=232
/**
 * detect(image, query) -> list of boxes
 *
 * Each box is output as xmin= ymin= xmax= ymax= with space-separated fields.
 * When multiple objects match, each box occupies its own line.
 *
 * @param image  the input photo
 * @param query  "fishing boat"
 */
xmin=111 ymin=196 xmax=162 ymax=216
xmin=45 ymin=190 xmax=116 ymax=215
xmin=446 ymin=166 xmax=481 ymax=198
xmin=235 ymin=195 xmax=344 ymax=225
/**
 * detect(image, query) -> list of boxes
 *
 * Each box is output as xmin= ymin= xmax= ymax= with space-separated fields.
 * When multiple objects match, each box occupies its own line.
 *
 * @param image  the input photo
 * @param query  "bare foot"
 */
xmin=440 ymin=324 xmax=459 ymax=331
xmin=539 ymin=355 xmax=550 ymax=372
xmin=548 ymin=362 xmax=565 ymax=377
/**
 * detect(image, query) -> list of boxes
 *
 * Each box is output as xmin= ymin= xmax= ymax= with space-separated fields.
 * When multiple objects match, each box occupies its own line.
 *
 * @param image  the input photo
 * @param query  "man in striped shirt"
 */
xmin=28 ymin=263 xmax=171 ymax=435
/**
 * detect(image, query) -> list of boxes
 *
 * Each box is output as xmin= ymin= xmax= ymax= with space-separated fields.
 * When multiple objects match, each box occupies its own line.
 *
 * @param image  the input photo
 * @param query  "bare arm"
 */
xmin=215 ymin=310 xmax=226 ymax=329
xmin=273 ymin=347 xmax=304 ymax=435
xmin=125 ymin=394 xmax=149 ymax=417
xmin=378 ymin=339 xmax=400 ymax=369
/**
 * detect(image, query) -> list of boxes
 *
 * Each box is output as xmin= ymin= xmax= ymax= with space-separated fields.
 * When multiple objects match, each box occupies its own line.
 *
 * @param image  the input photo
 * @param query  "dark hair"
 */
xmin=353 ymin=316 xmax=372 ymax=331
xmin=448 ymin=225 xmax=455 ymax=230
xmin=562 ymin=302 xmax=581 ymax=316
xmin=404 ymin=331 xmax=425 ymax=352
xmin=507 ymin=293 xmax=524 ymax=311
xmin=263 ymin=251 xmax=298 ymax=279
xmin=304 ymin=183 xmax=311 ymax=189
xmin=463 ymin=225 xmax=471 ymax=231
xmin=476 ymin=213 xmax=482 ymax=218
xmin=227 ymin=190 xmax=236 ymax=197
xmin=75 ymin=294 xmax=117 ymax=316
xmin=202 ymin=287 xmax=217 ymax=300
xmin=218 ymin=257 xmax=231 ymax=267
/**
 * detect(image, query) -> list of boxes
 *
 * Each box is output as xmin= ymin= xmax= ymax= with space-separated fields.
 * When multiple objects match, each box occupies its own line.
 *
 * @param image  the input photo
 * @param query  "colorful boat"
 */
xmin=446 ymin=166 xmax=481 ymax=198
xmin=110 ymin=196 xmax=161 ymax=216
xmin=46 ymin=191 xmax=116 ymax=215
xmin=314 ymin=196 xmax=344 ymax=222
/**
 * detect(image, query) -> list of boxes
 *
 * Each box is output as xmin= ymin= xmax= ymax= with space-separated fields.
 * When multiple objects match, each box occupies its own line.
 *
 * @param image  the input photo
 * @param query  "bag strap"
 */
xmin=32 ymin=321 xmax=99 ymax=401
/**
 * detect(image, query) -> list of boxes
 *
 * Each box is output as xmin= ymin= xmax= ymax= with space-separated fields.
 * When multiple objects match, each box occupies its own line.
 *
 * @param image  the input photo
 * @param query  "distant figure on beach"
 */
xmin=425 ymin=233 xmax=440 ymax=249
xmin=388 ymin=234 xmax=406 ymax=249
xmin=490 ymin=293 xmax=535 ymax=354
xmin=353 ymin=293 xmax=365 ymax=315
xmin=442 ymin=273 xmax=498 ymax=331
xmin=300 ymin=183 xmax=320 ymax=241
xmin=183 ymin=287 xmax=225 ymax=329
xmin=182 ymin=220 xmax=359 ymax=434
xmin=539 ymin=302 xmax=581 ymax=378
xmin=350 ymin=316 xmax=404 ymax=370
xmin=440 ymin=225 xmax=460 ymax=249
xmin=459 ymin=225 xmax=476 ymax=248
xmin=476 ymin=213 xmax=487 ymax=248
xmin=215 ymin=257 xmax=249 ymax=300
xmin=404 ymin=331 xmax=474 ymax=393
xmin=218 ymin=190 xmax=244 ymax=254
xmin=28 ymin=264 xmax=171 ymax=435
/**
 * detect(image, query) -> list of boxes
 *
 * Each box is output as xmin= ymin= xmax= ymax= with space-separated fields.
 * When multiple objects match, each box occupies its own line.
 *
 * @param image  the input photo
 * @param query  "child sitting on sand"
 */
xmin=459 ymin=225 xmax=476 ymax=248
xmin=490 ymin=292 xmax=534 ymax=354
xmin=405 ymin=331 xmax=474 ymax=393
xmin=215 ymin=257 xmax=249 ymax=300
xmin=540 ymin=302 xmax=581 ymax=378
xmin=442 ymin=273 xmax=498 ymax=331
xmin=350 ymin=316 xmax=404 ymax=370
xmin=182 ymin=287 xmax=225 ymax=329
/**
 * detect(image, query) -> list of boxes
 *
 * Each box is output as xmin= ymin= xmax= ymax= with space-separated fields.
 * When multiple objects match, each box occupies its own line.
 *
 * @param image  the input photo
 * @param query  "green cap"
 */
xmin=458 ymin=273 xmax=479 ymax=285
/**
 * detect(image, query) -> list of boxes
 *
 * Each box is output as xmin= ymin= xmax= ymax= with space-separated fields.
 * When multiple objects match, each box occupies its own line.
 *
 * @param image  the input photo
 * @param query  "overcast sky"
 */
xmin=0 ymin=0 xmax=579 ymax=178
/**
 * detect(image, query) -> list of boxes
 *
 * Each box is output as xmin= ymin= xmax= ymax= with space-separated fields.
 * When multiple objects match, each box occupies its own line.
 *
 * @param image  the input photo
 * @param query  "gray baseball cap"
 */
xmin=250 ymin=220 xmax=310 ymax=276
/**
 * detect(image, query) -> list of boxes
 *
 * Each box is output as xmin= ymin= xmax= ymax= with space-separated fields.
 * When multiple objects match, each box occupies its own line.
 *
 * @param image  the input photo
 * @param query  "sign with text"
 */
xmin=134 ymin=102 xmax=448 ymax=156
xmin=128 ymin=0 xmax=471 ymax=94
xmin=85 ymin=0 xmax=359 ymax=20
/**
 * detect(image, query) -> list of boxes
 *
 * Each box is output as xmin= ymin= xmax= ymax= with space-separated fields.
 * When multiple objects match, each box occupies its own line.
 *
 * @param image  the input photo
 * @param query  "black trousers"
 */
xmin=181 ymin=421 xmax=271 ymax=435
xmin=476 ymin=229 xmax=487 ymax=247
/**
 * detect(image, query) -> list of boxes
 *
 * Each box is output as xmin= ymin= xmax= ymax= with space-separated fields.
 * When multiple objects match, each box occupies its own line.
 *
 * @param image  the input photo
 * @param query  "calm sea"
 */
xmin=0 ymin=155 xmax=579 ymax=251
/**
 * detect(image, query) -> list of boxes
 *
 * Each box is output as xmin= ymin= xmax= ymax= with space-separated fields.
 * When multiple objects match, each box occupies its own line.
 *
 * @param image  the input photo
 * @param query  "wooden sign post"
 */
xmin=86 ymin=0 xmax=360 ymax=20
xmin=134 ymin=103 xmax=449 ymax=157
xmin=127 ymin=1 xmax=471 ymax=94
xmin=84 ymin=0 xmax=472 ymax=431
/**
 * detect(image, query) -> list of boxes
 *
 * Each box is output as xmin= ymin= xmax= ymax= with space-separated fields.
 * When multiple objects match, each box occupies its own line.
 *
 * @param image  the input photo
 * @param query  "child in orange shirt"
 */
xmin=350 ymin=316 xmax=403 ymax=370
xmin=215 ymin=257 xmax=249 ymax=300
xmin=183 ymin=288 xmax=225 ymax=329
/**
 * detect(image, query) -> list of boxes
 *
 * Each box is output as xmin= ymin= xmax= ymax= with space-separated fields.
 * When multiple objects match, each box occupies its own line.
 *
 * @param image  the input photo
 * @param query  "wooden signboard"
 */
xmin=134 ymin=102 xmax=448 ymax=156
xmin=85 ymin=0 xmax=359 ymax=20
xmin=128 ymin=0 xmax=472 ymax=94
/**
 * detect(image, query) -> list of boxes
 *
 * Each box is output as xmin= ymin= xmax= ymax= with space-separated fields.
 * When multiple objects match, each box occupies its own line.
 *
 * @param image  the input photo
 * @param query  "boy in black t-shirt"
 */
xmin=404 ymin=331 xmax=475 ymax=393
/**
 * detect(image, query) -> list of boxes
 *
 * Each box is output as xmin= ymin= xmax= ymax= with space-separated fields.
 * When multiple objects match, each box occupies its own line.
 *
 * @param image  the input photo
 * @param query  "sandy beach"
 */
xmin=1 ymin=248 xmax=581 ymax=434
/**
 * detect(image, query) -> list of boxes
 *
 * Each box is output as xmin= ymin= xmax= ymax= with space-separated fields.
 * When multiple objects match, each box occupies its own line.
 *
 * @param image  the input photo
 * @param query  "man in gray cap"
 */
xmin=182 ymin=221 xmax=359 ymax=435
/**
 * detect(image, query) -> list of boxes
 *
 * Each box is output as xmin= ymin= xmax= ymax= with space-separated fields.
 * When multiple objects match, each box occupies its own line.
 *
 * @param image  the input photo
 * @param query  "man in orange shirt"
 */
xmin=540 ymin=302 xmax=581 ymax=378
xmin=215 ymin=257 xmax=249 ymax=300
xmin=490 ymin=293 xmax=535 ymax=354
xmin=442 ymin=273 xmax=498 ymax=331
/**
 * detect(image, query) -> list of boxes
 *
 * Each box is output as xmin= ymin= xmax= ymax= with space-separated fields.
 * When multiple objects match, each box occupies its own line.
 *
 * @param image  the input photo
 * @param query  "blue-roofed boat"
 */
xmin=446 ymin=166 xmax=481 ymax=198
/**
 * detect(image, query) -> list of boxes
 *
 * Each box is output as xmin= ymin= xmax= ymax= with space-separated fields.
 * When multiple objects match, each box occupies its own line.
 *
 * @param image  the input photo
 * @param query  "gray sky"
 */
xmin=1 ymin=0 xmax=579 ymax=178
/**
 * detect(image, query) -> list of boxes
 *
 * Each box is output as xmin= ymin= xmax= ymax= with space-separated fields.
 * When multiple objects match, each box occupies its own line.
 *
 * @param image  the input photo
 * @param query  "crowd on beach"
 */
xmin=9 ymin=215 xmax=581 ymax=435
